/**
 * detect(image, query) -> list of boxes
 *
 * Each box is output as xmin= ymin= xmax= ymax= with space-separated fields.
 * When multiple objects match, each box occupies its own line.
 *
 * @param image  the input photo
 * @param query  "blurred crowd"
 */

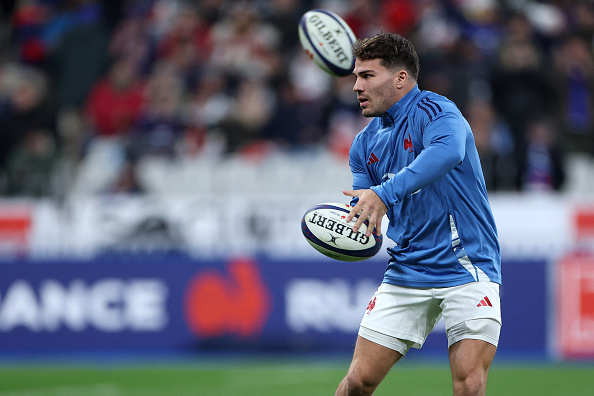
xmin=0 ymin=0 xmax=593 ymax=197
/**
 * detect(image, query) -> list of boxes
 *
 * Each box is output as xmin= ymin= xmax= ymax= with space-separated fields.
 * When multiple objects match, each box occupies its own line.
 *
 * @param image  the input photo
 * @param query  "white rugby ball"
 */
xmin=301 ymin=202 xmax=383 ymax=262
xmin=298 ymin=9 xmax=357 ymax=77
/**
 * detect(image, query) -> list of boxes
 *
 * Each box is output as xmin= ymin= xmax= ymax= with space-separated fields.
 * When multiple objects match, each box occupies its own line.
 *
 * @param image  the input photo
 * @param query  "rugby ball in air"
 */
xmin=301 ymin=203 xmax=383 ymax=262
xmin=298 ymin=9 xmax=357 ymax=77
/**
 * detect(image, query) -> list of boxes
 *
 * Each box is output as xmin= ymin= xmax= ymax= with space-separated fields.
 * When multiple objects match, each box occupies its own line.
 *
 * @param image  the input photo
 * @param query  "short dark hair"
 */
xmin=353 ymin=33 xmax=420 ymax=81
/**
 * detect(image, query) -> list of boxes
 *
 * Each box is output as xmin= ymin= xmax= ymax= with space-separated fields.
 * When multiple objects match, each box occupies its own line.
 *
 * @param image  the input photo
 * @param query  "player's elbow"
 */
xmin=432 ymin=137 xmax=465 ymax=169
xmin=445 ymin=148 xmax=465 ymax=169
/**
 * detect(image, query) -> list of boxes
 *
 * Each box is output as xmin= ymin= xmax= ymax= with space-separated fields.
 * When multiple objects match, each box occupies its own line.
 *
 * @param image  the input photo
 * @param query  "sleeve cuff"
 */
xmin=370 ymin=185 xmax=395 ymax=208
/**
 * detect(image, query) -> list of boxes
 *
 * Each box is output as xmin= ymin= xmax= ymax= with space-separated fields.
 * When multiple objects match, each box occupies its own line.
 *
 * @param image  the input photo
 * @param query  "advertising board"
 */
xmin=557 ymin=254 xmax=594 ymax=359
xmin=0 ymin=255 xmax=547 ymax=358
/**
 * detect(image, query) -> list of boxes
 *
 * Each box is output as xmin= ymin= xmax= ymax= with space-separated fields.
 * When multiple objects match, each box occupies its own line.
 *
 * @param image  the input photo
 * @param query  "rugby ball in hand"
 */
xmin=298 ymin=9 xmax=357 ymax=77
xmin=301 ymin=203 xmax=383 ymax=262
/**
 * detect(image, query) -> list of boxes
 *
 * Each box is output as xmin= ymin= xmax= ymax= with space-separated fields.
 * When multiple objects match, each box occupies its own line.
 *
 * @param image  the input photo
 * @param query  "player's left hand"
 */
xmin=343 ymin=189 xmax=387 ymax=237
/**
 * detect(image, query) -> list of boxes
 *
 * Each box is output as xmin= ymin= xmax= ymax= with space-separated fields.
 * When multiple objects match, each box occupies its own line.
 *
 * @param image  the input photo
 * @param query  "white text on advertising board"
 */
xmin=285 ymin=278 xmax=377 ymax=333
xmin=0 ymin=279 xmax=168 ymax=332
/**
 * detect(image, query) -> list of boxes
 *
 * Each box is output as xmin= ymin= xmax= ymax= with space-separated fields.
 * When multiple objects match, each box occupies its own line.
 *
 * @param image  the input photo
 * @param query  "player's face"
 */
xmin=352 ymin=58 xmax=400 ymax=117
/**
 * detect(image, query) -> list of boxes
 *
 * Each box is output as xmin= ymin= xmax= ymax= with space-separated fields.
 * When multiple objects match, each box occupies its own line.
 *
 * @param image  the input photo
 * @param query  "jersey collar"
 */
xmin=382 ymin=84 xmax=421 ymax=126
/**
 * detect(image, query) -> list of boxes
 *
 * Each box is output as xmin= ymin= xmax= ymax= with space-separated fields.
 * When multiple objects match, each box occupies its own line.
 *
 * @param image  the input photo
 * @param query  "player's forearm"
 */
xmin=371 ymin=136 xmax=464 ymax=207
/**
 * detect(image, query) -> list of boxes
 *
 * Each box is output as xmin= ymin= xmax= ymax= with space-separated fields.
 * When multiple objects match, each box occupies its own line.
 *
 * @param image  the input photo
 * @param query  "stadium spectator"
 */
xmin=10 ymin=1 xmax=48 ymax=65
xmin=84 ymin=56 xmax=146 ymax=138
xmin=551 ymin=34 xmax=594 ymax=155
xmin=108 ymin=13 xmax=154 ymax=76
xmin=183 ymin=70 xmax=229 ymax=156
xmin=0 ymin=65 xmax=59 ymax=196
xmin=343 ymin=0 xmax=382 ymax=39
xmin=218 ymin=77 xmax=276 ymax=154
xmin=411 ymin=0 xmax=462 ymax=56
xmin=379 ymin=0 xmax=418 ymax=38
xmin=264 ymin=79 xmax=320 ymax=150
xmin=4 ymin=126 xmax=59 ymax=196
xmin=209 ymin=1 xmax=282 ymax=82
xmin=265 ymin=0 xmax=306 ymax=51
xmin=46 ymin=1 xmax=110 ymax=108
xmin=516 ymin=116 xmax=566 ymax=192
xmin=155 ymin=4 xmax=213 ymax=89
xmin=418 ymin=36 xmax=487 ymax=114
xmin=489 ymin=33 xmax=555 ymax=154
xmin=125 ymin=61 xmax=188 ymax=159
xmin=73 ymin=56 xmax=146 ymax=194
xmin=569 ymin=1 xmax=594 ymax=43
xmin=185 ymin=71 xmax=230 ymax=130
xmin=466 ymin=98 xmax=516 ymax=191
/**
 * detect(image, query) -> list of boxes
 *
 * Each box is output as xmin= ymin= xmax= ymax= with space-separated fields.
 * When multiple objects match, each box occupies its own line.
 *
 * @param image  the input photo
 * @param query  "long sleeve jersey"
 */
xmin=349 ymin=85 xmax=501 ymax=287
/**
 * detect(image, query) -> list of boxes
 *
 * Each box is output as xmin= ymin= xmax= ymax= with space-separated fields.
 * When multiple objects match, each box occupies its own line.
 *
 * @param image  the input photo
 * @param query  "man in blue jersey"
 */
xmin=335 ymin=33 xmax=502 ymax=396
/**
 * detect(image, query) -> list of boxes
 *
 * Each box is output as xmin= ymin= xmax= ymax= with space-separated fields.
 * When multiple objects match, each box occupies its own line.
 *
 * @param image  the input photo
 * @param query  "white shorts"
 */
xmin=359 ymin=282 xmax=501 ymax=355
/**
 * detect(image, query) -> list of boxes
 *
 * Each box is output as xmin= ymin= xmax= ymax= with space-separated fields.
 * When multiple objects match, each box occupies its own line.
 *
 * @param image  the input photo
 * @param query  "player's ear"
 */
xmin=394 ymin=70 xmax=408 ymax=88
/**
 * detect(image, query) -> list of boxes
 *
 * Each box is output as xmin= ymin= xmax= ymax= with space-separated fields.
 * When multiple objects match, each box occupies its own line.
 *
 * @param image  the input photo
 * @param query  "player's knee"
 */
xmin=453 ymin=370 xmax=488 ymax=396
xmin=345 ymin=370 xmax=379 ymax=396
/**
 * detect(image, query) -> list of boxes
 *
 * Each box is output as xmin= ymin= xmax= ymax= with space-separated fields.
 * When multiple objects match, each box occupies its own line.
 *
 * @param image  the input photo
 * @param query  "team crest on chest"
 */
xmin=404 ymin=134 xmax=413 ymax=153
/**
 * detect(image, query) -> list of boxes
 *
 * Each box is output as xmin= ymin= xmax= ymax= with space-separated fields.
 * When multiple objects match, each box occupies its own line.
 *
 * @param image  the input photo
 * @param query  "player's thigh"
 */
xmin=441 ymin=282 xmax=501 ymax=383
xmin=439 ymin=281 xmax=502 ymax=344
xmin=347 ymin=335 xmax=403 ymax=385
xmin=448 ymin=338 xmax=497 ymax=380
xmin=361 ymin=283 xmax=442 ymax=349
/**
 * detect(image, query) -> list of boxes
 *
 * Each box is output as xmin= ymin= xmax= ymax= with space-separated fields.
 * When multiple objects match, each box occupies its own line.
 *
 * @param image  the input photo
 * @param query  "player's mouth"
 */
xmin=358 ymin=96 xmax=369 ymax=108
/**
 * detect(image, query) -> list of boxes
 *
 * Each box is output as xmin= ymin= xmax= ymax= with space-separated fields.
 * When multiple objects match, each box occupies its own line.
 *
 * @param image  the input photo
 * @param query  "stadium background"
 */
xmin=0 ymin=0 xmax=593 ymax=394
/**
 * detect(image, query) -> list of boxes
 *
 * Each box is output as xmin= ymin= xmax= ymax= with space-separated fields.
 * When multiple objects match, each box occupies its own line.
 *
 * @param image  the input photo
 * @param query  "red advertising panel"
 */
xmin=0 ymin=205 xmax=32 ymax=253
xmin=557 ymin=255 xmax=594 ymax=359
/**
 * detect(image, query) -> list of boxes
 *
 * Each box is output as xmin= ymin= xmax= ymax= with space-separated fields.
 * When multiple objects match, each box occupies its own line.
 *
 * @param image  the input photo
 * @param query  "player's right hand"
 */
xmin=342 ymin=189 xmax=387 ymax=237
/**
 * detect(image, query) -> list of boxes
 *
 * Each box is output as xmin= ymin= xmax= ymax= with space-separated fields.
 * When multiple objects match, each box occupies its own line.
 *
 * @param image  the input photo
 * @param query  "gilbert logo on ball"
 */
xmin=298 ymin=9 xmax=357 ymax=77
xmin=301 ymin=203 xmax=382 ymax=262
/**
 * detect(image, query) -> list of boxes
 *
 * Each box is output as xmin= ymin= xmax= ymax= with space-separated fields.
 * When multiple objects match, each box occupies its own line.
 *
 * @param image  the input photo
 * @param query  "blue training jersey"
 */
xmin=349 ymin=85 xmax=501 ymax=287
